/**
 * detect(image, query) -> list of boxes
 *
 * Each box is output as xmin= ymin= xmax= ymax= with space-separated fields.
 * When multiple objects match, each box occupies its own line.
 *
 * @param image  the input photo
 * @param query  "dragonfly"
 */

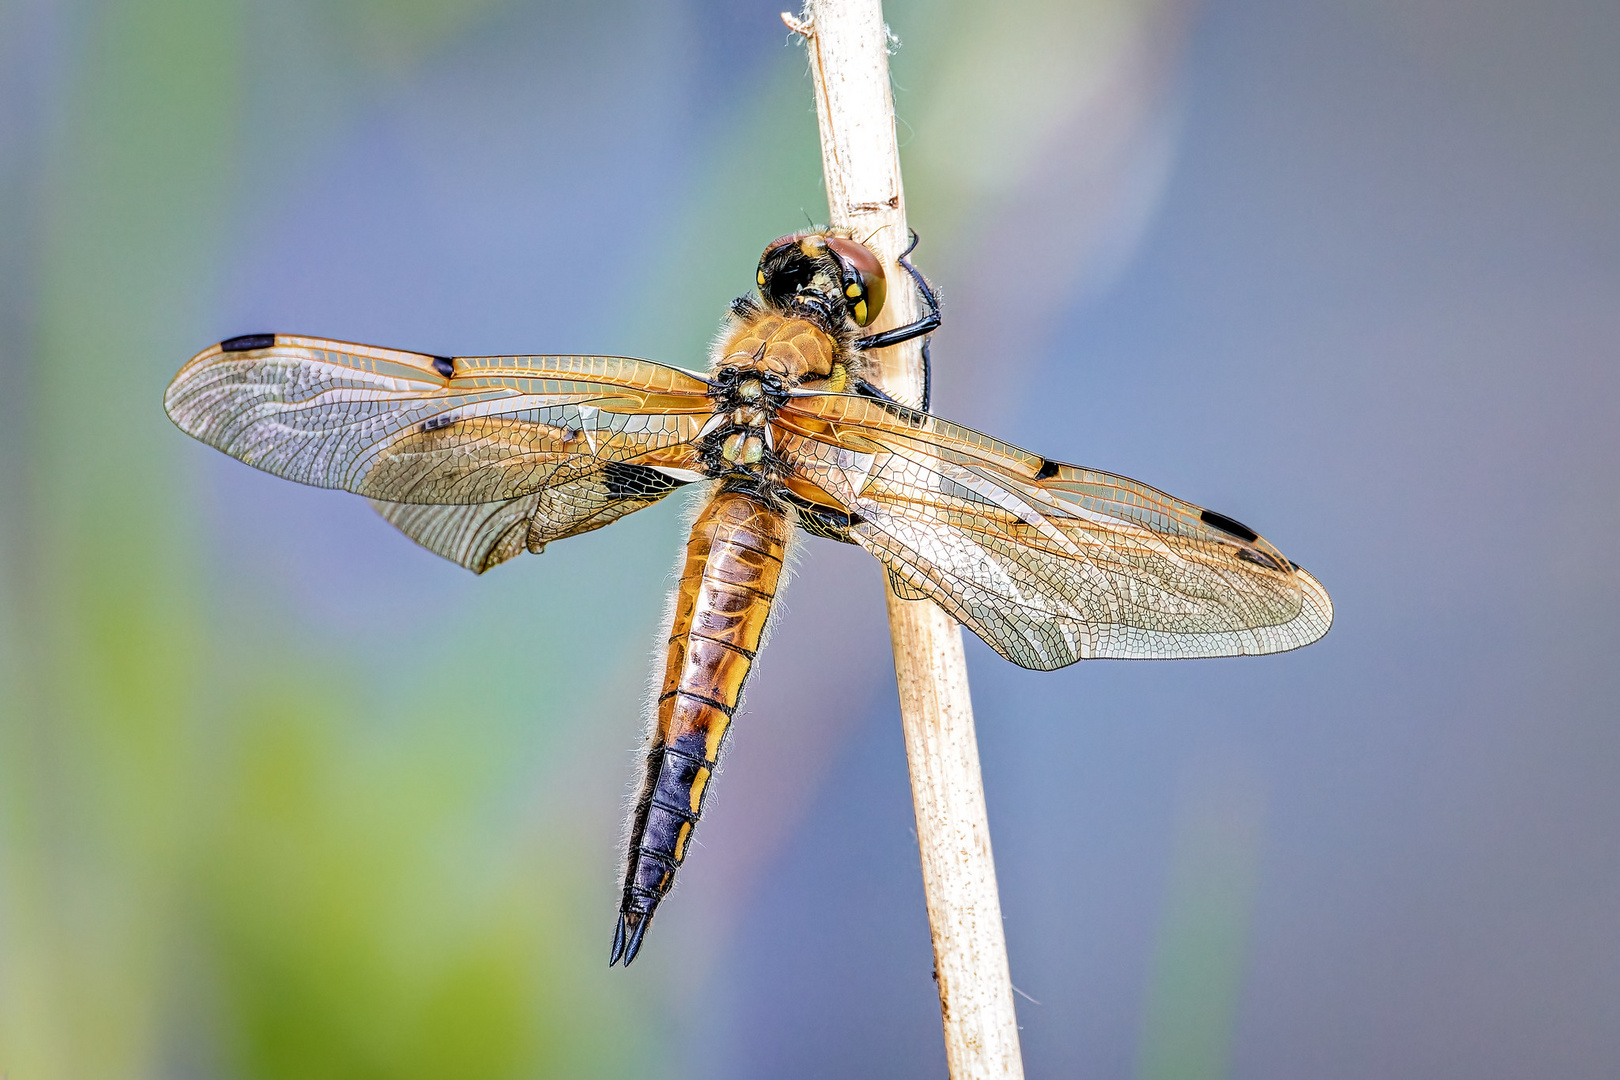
xmin=165 ymin=230 xmax=1332 ymax=967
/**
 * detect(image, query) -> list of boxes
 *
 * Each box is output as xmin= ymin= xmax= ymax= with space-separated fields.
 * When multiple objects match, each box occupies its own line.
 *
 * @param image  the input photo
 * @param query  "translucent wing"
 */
xmin=368 ymin=459 xmax=692 ymax=573
xmin=368 ymin=497 xmax=541 ymax=573
xmin=166 ymin=334 xmax=712 ymax=571
xmin=775 ymin=393 xmax=1333 ymax=669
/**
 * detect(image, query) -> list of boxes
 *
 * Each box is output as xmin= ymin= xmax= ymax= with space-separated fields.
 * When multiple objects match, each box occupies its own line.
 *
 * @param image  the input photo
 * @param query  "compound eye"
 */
xmin=758 ymin=232 xmax=810 ymax=289
xmin=824 ymin=236 xmax=887 ymax=326
xmin=761 ymin=232 xmax=802 ymax=261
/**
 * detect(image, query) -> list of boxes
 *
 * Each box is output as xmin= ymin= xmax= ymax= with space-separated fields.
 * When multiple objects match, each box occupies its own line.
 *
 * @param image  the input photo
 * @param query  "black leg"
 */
xmin=853 ymin=231 xmax=940 ymax=410
xmin=853 ymin=232 xmax=941 ymax=351
xmin=918 ymin=332 xmax=932 ymax=413
xmin=853 ymin=378 xmax=905 ymax=406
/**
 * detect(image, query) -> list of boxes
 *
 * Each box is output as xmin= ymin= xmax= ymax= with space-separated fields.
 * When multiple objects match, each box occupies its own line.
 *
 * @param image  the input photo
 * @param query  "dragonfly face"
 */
xmin=165 ymin=230 xmax=1332 ymax=967
xmin=757 ymin=229 xmax=888 ymax=327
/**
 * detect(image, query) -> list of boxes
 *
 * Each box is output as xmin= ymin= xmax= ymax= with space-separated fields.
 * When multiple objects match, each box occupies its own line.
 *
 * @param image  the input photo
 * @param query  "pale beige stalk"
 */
xmin=786 ymin=3 xmax=1026 ymax=1076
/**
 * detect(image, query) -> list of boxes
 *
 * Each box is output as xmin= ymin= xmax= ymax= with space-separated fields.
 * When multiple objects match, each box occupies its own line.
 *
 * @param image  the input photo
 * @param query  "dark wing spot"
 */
xmin=1237 ymin=548 xmax=1286 ymax=572
xmin=1034 ymin=458 xmax=1061 ymax=480
xmin=420 ymin=413 xmax=458 ymax=433
xmin=872 ymin=398 xmax=925 ymax=427
xmin=220 ymin=333 xmax=275 ymax=352
xmin=432 ymin=356 xmax=455 ymax=379
xmin=798 ymin=505 xmax=863 ymax=543
xmin=1200 ymin=508 xmax=1259 ymax=543
xmin=602 ymin=461 xmax=687 ymax=499
xmin=779 ymin=490 xmax=862 ymax=544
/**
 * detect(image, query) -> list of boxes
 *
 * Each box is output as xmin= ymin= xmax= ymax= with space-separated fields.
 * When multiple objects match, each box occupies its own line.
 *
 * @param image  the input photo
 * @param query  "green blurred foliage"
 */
xmin=1134 ymin=766 xmax=1265 ymax=1080
xmin=1 ymin=0 xmax=651 ymax=1077
xmin=334 ymin=0 xmax=516 ymax=72
xmin=901 ymin=0 xmax=1161 ymax=214
xmin=197 ymin=693 xmax=636 ymax=1080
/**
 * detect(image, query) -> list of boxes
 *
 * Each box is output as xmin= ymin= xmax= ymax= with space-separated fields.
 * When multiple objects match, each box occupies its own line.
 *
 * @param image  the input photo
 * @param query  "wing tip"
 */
xmin=166 ymin=334 xmax=276 ymax=421
xmin=1290 ymin=564 xmax=1335 ymax=647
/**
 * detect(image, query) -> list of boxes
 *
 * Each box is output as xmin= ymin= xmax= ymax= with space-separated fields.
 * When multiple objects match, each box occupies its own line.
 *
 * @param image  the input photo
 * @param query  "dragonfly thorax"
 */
xmin=703 ymin=367 xmax=789 ymax=473
xmin=712 ymin=313 xmax=848 ymax=384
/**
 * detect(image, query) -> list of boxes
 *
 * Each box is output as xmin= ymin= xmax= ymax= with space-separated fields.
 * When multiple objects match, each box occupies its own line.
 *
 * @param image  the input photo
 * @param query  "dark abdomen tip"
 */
xmin=610 ymin=911 xmax=653 ymax=967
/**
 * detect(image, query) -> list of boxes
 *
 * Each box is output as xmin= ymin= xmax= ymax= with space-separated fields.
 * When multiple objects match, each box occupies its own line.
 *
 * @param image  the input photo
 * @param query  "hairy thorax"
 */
xmin=713 ymin=313 xmax=842 ymax=386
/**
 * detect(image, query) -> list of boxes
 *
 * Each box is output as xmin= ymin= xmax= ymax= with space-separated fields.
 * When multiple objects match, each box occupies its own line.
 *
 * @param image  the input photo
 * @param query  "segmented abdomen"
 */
xmin=610 ymin=486 xmax=790 ymax=966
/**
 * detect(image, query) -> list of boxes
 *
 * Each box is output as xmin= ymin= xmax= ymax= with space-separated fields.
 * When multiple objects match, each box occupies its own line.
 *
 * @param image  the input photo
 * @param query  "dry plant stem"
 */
xmin=790 ymin=3 xmax=1026 ymax=1076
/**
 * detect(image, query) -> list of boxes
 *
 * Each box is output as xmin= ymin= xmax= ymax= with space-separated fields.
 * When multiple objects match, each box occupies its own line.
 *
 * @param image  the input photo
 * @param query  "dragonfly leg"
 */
xmin=852 ymin=230 xmax=939 ymax=410
xmin=853 ymin=378 xmax=904 ymax=406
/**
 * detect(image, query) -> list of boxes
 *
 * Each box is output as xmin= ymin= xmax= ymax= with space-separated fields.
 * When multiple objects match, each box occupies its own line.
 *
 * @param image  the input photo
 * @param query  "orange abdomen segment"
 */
xmin=611 ymin=487 xmax=790 ymax=966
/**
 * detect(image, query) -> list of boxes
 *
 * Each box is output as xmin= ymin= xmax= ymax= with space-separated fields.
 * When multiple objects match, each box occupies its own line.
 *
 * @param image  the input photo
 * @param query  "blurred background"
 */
xmin=2 ymin=0 xmax=1616 ymax=1076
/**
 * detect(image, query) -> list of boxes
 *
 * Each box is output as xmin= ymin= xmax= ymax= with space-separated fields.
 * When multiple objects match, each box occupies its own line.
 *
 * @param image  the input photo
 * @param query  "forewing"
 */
xmin=777 ymin=393 xmax=1333 ymax=669
xmin=167 ymin=335 xmax=712 ymax=570
xmin=165 ymin=334 xmax=713 ymax=503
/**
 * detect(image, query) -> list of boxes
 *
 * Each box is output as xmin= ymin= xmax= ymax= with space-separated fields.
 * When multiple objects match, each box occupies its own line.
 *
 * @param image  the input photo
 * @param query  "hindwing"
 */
xmin=773 ymin=392 xmax=1333 ymax=668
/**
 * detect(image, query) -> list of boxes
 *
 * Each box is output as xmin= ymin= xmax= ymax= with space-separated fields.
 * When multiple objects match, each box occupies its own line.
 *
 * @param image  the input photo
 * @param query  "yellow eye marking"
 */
xmin=757 ymin=270 xmax=766 ymax=287
xmin=845 ymin=283 xmax=861 ymax=298
xmin=853 ymin=299 xmax=868 ymax=324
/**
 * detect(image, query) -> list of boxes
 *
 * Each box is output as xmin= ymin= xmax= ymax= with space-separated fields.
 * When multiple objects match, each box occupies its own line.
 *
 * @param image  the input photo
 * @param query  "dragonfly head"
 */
xmin=757 ymin=230 xmax=887 ymax=328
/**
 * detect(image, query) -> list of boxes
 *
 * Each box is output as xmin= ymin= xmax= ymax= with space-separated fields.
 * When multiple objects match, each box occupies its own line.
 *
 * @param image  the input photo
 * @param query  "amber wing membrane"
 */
xmin=774 ymin=393 xmax=1333 ymax=669
xmin=368 ymin=456 xmax=690 ymax=573
xmin=165 ymin=335 xmax=713 ymax=570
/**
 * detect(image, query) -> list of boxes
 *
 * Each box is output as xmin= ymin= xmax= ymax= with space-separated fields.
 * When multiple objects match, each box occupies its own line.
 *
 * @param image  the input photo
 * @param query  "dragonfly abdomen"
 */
xmin=611 ymin=486 xmax=790 ymax=966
